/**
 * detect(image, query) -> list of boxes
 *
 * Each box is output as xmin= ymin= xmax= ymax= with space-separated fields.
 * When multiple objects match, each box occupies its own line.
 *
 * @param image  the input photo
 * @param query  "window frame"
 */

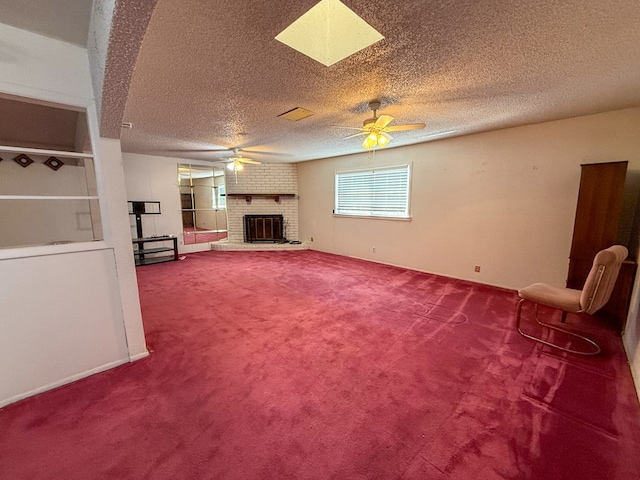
xmin=217 ymin=184 xmax=226 ymax=209
xmin=334 ymin=164 xmax=412 ymax=220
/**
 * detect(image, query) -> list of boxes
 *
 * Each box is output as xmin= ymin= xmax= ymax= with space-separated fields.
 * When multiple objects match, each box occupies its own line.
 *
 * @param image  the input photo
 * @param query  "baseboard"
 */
xmin=0 ymin=358 xmax=129 ymax=409
xmin=129 ymin=350 xmax=150 ymax=362
xmin=328 ymin=249 xmax=515 ymax=293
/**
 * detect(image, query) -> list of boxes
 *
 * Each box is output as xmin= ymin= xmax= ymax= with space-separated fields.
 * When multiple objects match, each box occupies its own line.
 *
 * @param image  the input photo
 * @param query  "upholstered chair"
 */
xmin=516 ymin=245 xmax=628 ymax=355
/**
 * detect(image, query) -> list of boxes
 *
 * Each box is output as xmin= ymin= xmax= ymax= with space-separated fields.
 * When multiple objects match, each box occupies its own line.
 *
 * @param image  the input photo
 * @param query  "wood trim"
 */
xmin=227 ymin=193 xmax=296 ymax=203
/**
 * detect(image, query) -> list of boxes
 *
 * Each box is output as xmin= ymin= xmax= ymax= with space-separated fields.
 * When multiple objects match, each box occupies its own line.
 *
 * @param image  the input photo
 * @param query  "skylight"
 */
xmin=275 ymin=0 xmax=384 ymax=67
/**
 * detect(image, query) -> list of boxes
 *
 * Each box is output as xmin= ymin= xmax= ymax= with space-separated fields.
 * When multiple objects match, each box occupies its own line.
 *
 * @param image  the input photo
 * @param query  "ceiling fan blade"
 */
xmin=332 ymin=125 xmax=366 ymax=130
xmin=386 ymin=123 xmax=426 ymax=132
xmin=238 ymin=158 xmax=261 ymax=165
xmin=374 ymin=114 xmax=394 ymax=128
xmin=163 ymin=148 xmax=230 ymax=153
xmin=237 ymin=149 xmax=287 ymax=156
xmin=342 ymin=132 xmax=369 ymax=140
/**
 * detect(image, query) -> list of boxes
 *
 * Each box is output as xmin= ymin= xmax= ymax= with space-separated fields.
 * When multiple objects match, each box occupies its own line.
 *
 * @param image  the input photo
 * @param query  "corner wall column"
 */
xmin=93 ymin=136 xmax=148 ymax=360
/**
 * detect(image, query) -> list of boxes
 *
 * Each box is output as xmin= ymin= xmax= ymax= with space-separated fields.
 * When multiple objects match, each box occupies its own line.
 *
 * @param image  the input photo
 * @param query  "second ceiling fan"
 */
xmin=338 ymin=100 xmax=426 ymax=150
xmin=221 ymin=148 xmax=262 ymax=171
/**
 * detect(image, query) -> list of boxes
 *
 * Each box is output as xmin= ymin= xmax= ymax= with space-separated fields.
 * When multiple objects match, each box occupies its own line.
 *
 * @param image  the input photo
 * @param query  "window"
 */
xmin=217 ymin=184 xmax=226 ymax=209
xmin=334 ymin=165 xmax=410 ymax=218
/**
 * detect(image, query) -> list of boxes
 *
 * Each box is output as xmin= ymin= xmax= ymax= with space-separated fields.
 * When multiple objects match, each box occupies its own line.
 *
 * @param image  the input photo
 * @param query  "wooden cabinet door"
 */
xmin=567 ymin=161 xmax=627 ymax=289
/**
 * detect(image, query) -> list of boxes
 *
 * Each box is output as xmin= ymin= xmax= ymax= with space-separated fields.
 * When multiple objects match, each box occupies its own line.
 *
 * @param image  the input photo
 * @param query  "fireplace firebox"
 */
xmin=244 ymin=214 xmax=285 ymax=243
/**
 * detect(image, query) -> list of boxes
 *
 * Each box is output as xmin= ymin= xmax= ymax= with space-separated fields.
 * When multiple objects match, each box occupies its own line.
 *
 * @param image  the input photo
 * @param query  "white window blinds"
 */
xmin=334 ymin=165 xmax=410 ymax=218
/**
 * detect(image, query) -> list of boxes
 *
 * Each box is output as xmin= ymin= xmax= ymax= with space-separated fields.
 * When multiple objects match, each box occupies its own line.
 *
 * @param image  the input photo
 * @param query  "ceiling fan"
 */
xmin=336 ymin=100 xmax=426 ymax=150
xmin=160 ymin=144 xmax=279 ymax=162
xmin=220 ymin=148 xmax=262 ymax=172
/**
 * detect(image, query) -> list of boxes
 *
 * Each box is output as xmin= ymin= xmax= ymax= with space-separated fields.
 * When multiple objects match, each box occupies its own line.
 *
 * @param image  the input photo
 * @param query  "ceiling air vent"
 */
xmin=278 ymin=107 xmax=315 ymax=121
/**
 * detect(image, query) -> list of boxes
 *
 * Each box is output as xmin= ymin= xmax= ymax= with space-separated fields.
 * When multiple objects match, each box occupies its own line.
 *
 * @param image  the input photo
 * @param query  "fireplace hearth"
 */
xmin=244 ymin=214 xmax=285 ymax=243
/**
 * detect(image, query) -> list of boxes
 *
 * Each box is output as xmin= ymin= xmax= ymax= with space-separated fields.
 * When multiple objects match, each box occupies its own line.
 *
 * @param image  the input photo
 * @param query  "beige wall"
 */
xmin=299 ymin=107 xmax=640 ymax=289
xmin=298 ymin=106 xmax=640 ymax=398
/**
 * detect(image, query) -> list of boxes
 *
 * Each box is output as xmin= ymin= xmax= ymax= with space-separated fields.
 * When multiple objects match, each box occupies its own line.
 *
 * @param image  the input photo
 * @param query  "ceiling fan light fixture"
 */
xmin=362 ymin=130 xmax=391 ymax=150
xmin=362 ymin=133 xmax=377 ymax=150
xmin=345 ymin=99 xmax=425 ymax=151
xmin=377 ymin=133 xmax=390 ymax=148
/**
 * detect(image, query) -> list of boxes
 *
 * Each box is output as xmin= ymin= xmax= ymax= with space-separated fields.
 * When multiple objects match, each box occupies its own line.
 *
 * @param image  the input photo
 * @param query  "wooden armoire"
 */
xmin=567 ymin=161 xmax=636 ymax=333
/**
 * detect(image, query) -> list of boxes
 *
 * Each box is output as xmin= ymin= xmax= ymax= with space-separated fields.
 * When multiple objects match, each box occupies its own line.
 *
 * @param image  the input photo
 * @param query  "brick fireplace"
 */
xmin=244 ymin=214 xmax=284 ymax=243
xmin=224 ymin=164 xmax=299 ymax=244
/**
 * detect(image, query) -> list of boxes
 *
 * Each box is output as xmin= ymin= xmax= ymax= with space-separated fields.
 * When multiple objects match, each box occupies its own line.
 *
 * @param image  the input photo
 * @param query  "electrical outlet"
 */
xmin=372 ymin=246 xmax=376 ymax=253
xmin=474 ymin=265 xmax=481 ymax=273
xmin=310 ymin=237 xmax=314 ymax=242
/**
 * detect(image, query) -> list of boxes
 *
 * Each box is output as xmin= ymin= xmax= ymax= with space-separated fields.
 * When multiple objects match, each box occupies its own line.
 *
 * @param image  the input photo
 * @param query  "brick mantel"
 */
xmin=225 ymin=164 xmax=299 ymax=243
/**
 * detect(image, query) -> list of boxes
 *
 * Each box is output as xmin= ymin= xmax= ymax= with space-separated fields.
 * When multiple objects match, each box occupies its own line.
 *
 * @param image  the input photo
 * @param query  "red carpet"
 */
xmin=1 ymin=250 xmax=640 ymax=479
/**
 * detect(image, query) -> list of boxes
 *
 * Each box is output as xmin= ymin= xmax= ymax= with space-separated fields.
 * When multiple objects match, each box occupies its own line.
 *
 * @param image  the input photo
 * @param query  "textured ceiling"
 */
xmin=4 ymin=1 xmax=640 ymax=164
xmin=119 ymin=0 xmax=640 ymax=163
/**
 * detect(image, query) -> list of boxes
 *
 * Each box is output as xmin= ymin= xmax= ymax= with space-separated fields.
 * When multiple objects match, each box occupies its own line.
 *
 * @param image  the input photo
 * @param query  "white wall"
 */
xmin=0 ymin=158 xmax=97 ymax=248
xmin=0 ymin=22 xmax=147 ymax=406
xmin=0 ymin=22 xmax=93 ymax=103
xmin=94 ymin=137 xmax=147 ymax=360
xmin=298 ymin=106 xmax=640 ymax=398
xmin=0 ymin=249 xmax=129 ymax=405
xmin=122 ymin=152 xmax=216 ymax=253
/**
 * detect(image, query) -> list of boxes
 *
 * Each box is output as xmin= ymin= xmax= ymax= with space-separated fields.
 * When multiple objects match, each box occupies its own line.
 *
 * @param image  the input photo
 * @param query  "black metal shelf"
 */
xmin=133 ymin=246 xmax=175 ymax=255
xmin=132 ymin=236 xmax=178 ymax=266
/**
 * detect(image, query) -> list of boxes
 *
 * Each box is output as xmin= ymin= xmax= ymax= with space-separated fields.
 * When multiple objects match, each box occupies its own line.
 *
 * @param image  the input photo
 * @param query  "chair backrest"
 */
xmin=580 ymin=245 xmax=628 ymax=314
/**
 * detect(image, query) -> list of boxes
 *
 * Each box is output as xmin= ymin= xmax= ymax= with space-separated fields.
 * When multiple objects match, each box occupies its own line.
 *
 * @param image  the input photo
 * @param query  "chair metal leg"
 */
xmin=515 ymin=299 xmax=601 ymax=355
xmin=560 ymin=310 xmax=567 ymax=324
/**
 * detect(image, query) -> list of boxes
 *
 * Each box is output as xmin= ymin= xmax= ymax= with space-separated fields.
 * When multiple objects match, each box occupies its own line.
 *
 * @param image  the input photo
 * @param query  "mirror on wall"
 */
xmin=178 ymin=164 xmax=228 ymax=245
xmin=0 ymin=93 xmax=101 ymax=249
